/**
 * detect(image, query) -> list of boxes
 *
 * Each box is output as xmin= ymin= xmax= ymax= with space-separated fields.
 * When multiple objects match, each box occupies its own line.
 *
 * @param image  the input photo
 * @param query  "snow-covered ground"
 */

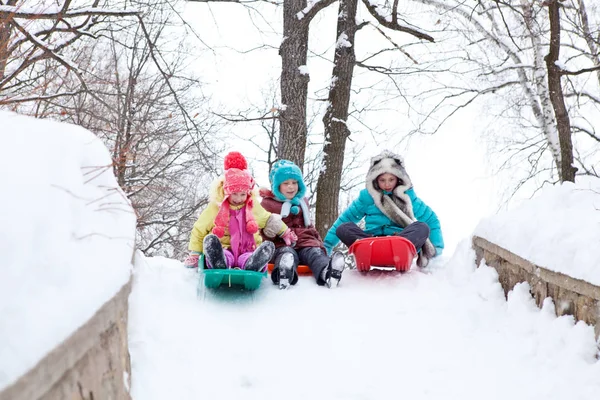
xmin=129 ymin=242 xmax=600 ymax=400
xmin=0 ymin=112 xmax=136 ymax=390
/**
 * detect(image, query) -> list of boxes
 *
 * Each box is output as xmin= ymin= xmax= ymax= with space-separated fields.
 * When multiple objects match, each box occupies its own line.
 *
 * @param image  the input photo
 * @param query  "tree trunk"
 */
xmin=545 ymin=0 xmax=576 ymax=183
xmin=278 ymin=0 xmax=309 ymax=170
xmin=315 ymin=0 xmax=358 ymax=239
xmin=0 ymin=0 xmax=18 ymax=80
xmin=522 ymin=0 xmax=562 ymax=179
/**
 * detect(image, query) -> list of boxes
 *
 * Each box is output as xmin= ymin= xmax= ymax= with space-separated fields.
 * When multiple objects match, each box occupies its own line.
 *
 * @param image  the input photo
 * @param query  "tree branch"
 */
xmin=360 ymin=0 xmax=434 ymax=42
xmin=560 ymin=64 xmax=600 ymax=76
xmin=0 ymin=7 xmax=140 ymax=19
xmin=301 ymin=0 xmax=337 ymax=23
xmin=212 ymin=110 xmax=277 ymax=122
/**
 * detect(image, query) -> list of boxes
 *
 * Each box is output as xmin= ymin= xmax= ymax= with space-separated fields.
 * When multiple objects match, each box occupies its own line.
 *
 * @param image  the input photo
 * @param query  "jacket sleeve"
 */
xmin=406 ymin=188 xmax=444 ymax=255
xmin=323 ymin=190 xmax=369 ymax=254
xmin=188 ymin=203 xmax=219 ymax=253
xmin=254 ymin=200 xmax=288 ymax=236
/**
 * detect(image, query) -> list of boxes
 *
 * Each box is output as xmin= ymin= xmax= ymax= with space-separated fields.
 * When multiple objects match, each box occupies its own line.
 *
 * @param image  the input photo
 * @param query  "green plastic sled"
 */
xmin=198 ymin=254 xmax=266 ymax=291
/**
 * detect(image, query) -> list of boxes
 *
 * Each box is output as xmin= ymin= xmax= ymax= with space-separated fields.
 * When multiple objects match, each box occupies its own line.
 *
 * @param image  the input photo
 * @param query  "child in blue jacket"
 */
xmin=323 ymin=150 xmax=443 ymax=268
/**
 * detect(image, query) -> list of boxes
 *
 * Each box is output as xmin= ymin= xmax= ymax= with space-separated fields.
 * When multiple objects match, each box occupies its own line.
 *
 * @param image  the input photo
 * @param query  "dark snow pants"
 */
xmin=335 ymin=221 xmax=430 ymax=252
xmin=270 ymin=246 xmax=330 ymax=286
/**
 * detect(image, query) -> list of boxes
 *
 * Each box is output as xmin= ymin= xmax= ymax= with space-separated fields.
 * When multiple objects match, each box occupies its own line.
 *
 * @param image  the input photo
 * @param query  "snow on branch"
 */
xmin=297 ymin=0 xmax=321 ymax=19
xmin=296 ymin=0 xmax=336 ymax=22
xmin=336 ymin=33 xmax=352 ymax=48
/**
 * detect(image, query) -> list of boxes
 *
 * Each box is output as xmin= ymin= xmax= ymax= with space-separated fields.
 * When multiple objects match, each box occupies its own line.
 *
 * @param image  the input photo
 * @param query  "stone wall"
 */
xmin=473 ymin=236 xmax=600 ymax=339
xmin=0 ymin=279 xmax=132 ymax=400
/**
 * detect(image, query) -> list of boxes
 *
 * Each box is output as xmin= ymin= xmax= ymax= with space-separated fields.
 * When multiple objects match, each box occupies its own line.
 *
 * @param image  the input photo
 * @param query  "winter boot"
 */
xmin=203 ymin=234 xmax=227 ymax=269
xmin=321 ymin=251 xmax=345 ymax=288
xmin=277 ymin=252 xmax=295 ymax=289
xmin=245 ymin=241 xmax=276 ymax=271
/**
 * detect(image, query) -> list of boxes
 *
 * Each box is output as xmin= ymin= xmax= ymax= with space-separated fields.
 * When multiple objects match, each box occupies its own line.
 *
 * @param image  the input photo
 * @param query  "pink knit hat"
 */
xmin=222 ymin=152 xmax=254 ymax=195
xmin=212 ymin=152 xmax=259 ymax=238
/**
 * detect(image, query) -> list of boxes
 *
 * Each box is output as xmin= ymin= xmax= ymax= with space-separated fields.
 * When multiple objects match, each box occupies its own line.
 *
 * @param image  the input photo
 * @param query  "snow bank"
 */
xmin=474 ymin=178 xmax=600 ymax=286
xmin=0 ymin=112 xmax=136 ymax=390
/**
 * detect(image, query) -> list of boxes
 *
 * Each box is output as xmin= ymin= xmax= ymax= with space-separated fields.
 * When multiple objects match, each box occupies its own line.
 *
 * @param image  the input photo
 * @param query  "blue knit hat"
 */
xmin=269 ymin=160 xmax=306 ymax=212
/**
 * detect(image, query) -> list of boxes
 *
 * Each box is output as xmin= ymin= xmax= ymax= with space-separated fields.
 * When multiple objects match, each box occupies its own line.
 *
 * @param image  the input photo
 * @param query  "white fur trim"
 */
xmin=365 ymin=152 xmax=413 ymax=221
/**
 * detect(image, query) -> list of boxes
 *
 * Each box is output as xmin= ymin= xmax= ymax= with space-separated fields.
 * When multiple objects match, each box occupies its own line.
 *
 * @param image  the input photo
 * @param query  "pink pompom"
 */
xmin=212 ymin=226 xmax=225 ymax=238
xmin=246 ymin=220 xmax=259 ymax=234
xmin=224 ymin=151 xmax=248 ymax=171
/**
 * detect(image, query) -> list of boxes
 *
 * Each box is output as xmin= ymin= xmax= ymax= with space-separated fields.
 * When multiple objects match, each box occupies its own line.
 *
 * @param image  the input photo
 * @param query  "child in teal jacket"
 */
xmin=323 ymin=150 xmax=443 ymax=268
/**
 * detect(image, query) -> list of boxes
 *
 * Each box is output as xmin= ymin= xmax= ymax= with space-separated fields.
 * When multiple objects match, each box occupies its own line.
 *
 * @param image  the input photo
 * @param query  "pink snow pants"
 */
xmin=205 ymin=249 xmax=252 ymax=269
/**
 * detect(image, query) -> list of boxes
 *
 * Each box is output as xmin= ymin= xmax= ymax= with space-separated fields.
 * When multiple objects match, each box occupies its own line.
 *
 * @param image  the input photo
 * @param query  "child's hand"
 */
xmin=281 ymin=229 xmax=298 ymax=247
xmin=183 ymin=253 xmax=200 ymax=268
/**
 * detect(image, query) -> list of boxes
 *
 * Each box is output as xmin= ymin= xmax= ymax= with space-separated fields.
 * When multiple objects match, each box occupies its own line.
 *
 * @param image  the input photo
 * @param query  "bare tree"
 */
xmin=25 ymin=0 xmax=222 ymax=258
xmin=0 ymin=0 xmax=139 ymax=105
xmin=406 ymin=0 xmax=600 ymax=194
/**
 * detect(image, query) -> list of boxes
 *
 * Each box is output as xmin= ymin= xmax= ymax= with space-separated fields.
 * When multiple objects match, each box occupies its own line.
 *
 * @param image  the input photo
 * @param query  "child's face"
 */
xmin=279 ymin=179 xmax=299 ymax=200
xmin=377 ymin=173 xmax=398 ymax=192
xmin=229 ymin=192 xmax=248 ymax=206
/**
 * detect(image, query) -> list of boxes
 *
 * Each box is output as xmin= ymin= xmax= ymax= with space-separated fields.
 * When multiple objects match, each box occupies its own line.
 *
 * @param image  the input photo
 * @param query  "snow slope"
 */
xmin=128 ymin=243 xmax=600 ymax=400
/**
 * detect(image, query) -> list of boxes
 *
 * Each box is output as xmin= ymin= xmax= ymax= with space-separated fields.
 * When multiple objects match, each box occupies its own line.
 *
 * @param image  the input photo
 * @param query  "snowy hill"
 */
xmin=129 ymin=246 xmax=600 ymax=400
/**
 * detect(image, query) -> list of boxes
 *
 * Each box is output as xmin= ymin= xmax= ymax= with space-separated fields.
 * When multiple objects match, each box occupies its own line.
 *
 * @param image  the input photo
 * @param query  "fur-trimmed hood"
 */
xmin=365 ymin=150 xmax=415 ymax=226
xmin=366 ymin=150 xmax=412 ymax=195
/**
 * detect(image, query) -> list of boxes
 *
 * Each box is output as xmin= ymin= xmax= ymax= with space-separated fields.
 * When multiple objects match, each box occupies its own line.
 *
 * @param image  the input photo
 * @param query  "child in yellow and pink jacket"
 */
xmin=183 ymin=151 xmax=296 ymax=271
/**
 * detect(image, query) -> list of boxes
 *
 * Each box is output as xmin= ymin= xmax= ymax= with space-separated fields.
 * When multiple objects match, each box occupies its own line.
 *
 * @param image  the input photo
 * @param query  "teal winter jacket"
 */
xmin=323 ymin=188 xmax=444 ymax=254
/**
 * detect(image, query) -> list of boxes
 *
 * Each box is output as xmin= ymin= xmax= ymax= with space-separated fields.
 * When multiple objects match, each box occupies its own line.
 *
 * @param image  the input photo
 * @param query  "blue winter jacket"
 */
xmin=323 ymin=188 xmax=444 ymax=255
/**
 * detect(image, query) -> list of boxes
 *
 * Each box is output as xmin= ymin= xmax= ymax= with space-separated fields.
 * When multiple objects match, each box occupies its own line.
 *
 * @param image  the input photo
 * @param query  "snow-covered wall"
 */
xmin=0 ymin=112 xmax=136 ymax=393
xmin=473 ymin=236 xmax=600 ymax=339
xmin=474 ymin=178 xmax=600 ymax=286
xmin=473 ymin=178 xmax=600 ymax=338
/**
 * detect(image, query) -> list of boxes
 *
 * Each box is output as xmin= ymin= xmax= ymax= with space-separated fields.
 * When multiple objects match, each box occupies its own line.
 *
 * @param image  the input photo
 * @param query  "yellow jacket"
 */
xmin=188 ymin=177 xmax=287 ymax=253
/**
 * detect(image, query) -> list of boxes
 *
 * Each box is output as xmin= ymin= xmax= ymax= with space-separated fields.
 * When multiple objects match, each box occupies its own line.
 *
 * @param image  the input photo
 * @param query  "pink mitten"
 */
xmin=183 ymin=253 xmax=200 ymax=268
xmin=281 ymin=229 xmax=298 ymax=247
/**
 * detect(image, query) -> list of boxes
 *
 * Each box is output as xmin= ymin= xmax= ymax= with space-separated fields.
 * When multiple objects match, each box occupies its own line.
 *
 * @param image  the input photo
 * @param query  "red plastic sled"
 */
xmin=348 ymin=236 xmax=417 ymax=272
xmin=267 ymin=263 xmax=312 ymax=275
